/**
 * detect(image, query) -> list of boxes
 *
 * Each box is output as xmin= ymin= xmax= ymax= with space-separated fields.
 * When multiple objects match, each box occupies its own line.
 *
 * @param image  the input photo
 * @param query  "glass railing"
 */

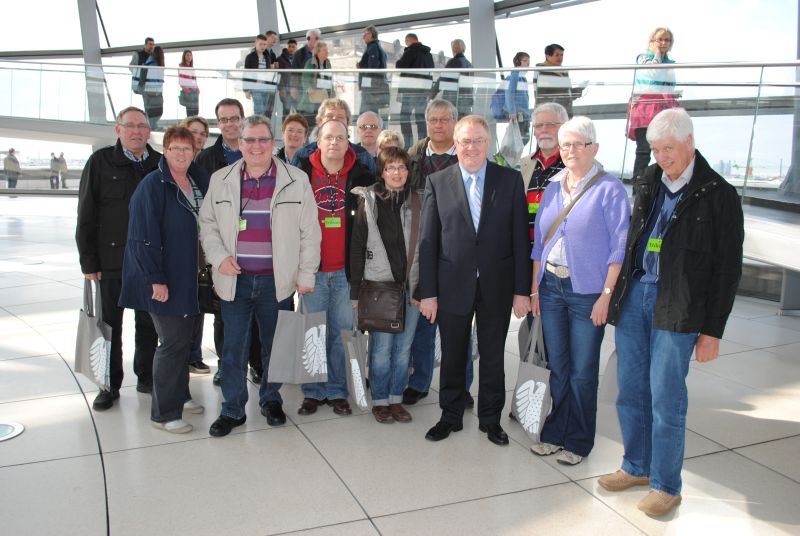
xmin=1 ymin=59 xmax=799 ymax=212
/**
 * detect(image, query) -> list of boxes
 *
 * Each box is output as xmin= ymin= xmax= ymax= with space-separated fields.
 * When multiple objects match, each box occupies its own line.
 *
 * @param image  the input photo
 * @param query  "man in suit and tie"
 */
xmin=419 ymin=115 xmax=531 ymax=445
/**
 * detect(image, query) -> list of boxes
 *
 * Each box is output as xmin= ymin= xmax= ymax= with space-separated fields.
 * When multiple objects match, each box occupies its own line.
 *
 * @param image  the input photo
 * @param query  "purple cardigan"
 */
xmin=531 ymin=170 xmax=630 ymax=294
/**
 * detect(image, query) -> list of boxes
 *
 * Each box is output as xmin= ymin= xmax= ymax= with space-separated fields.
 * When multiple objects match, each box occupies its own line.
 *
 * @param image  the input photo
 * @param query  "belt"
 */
xmin=545 ymin=262 xmax=570 ymax=278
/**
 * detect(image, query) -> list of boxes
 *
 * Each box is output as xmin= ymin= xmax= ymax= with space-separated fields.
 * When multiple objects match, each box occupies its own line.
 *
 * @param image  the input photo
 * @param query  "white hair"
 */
xmin=558 ymin=115 xmax=596 ymax=144
xmin=646 ymin=108 xmax=694 ymax=148
xmin=533 ymin=102 xmax=568 ymax=124
xmin=306 ymin=28 xmax=321 ymax=39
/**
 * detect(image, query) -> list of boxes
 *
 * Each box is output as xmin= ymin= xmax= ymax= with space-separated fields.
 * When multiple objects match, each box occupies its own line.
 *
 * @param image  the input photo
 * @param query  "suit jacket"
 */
xmin=418 ymin=160 xmax=530 ymax=315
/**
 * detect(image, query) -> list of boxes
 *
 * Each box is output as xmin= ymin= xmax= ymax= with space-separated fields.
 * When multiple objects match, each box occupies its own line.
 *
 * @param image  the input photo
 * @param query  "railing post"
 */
xmin=742 ymin=66 xmax=764 ymax=200
xmin=76 ymin=0 xmax=108 ymax=143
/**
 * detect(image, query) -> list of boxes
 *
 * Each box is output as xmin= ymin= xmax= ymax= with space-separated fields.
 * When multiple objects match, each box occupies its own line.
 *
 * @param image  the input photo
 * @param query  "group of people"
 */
xmin=76 ymin=26 xmax=744 ymax=519
xmin=49 ymin=152 xmax=69 ymax=189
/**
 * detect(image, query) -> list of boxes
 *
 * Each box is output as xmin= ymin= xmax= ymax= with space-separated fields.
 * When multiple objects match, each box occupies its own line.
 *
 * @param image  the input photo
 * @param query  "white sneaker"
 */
xmin=530 ymin=442 xmax=563 ymax=456
xmin=183 ymin=400 xmax=204 ymax=414
xmin=151 ymin=419 xmax=193 ymax=434
xmin=556 ymin=450 xmax=583 ymax=465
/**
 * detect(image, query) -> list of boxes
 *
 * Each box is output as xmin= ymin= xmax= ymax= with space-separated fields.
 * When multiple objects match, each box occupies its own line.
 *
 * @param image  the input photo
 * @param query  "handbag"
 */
xmin=357 ymin=192 xmax=421 ymax=333
xmin=498 ymin=119 xmax=524 ymax=169
xmin=197 ymin=264 xmax=216 ymax=314
xmin=74 ymin=280 xmax=112 ymax=391
xmin=342 ymin=312 xmax=371 ymax=413
xmin=267 ymin=297 xmax=328 ymax=384
xmin=511 ymin=316 xmax=553 ymax=442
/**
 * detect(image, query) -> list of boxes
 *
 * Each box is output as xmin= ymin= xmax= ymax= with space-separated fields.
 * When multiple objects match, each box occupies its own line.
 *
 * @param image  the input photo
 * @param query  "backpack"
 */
xmin=491 ymin=87 xmax=507 ymax=120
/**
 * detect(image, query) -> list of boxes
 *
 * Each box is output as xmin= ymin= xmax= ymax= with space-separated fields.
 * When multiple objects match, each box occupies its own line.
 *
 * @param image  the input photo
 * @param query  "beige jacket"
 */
xmin=199 ymin=158 xmax=321 ymax=302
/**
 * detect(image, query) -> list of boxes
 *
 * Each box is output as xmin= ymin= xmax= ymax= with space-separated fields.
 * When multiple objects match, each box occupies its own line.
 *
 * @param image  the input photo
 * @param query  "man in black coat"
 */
xmin=290 ymin=29 xmax=321 ymax=102
xmin=358 ymin=25 xmax=389 ymax=114
xmin=76 ymin=107 xmax=160 ymax=411
xmin=243 ymin=32 xmax=279 ymax=118
xmin=395 ymin=33 xmax=435 ymax=148
xmin=418 ymin=115 xmax=531 ymax=445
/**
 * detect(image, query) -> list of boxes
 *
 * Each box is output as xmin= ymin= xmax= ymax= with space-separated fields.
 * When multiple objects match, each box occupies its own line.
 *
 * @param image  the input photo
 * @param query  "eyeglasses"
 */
xmin=168 ymin=146 xmax=194 ymax=154
xmin=118 ymin=122 xmax=150 ymax=130
xmin=358 ymin=124 xmax=379 ymax=130
xmin=218 ymin=116 xmax=241 ymax=125
xmin=240 ymin=137 xmax=273 ymax=145
xmin=533 ymin=121 xmax=561 ymax=130
xmin=559 ymin=142 xmax=593 ymax=151
xmin=457 ymin=138 xmax=488 ymax=148
xmin=321 ymin=134 xmax=347 ymax=144
xmin=384 ymin=165 xmax=408 ymax=174
xmin=427 ymin=117 xmax=454 ymax=125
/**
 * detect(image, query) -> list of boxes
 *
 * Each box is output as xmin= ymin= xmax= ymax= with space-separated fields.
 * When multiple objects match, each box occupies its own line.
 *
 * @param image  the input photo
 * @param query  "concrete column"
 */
xmin=468 ymin=0 xmax=497 ymax=68
xmin=76 ymin=0 xmax=108 ymax=128
xmin=256 ymin=0 xmax=281 ymax=36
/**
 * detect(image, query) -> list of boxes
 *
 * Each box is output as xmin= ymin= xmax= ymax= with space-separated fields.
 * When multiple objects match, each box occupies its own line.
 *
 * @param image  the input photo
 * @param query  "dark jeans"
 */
xmin=212 ymin=311 xmax=263 ymax=373
xmin=633 ymin=127 xmax=652 ymax=180
xmin=399 ymin=90 xmax=428 ymax=149
xmin=149 ymin=313 xmax=201 ymax=422
xmin=408 ymin=314 xmax=474 ymax=394
xmin=6 ymin=172 xmax=18 ymax=188
xmin=49 ymin=174 xmax=60 ymax=189
xmin=98 ymin=277 xmax=157 ymax=390
xmin=252 ymin=90 xmax=276 ymax=118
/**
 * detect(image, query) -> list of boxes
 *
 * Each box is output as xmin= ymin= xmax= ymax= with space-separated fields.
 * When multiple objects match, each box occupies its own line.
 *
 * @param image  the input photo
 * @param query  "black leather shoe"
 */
xmin=209 ymin=415 xmax=247 ymax=437
xmin=136 ymin=381 xmax=152 ymax=394
xmin=212 ymin=370 xmax=221 ymax=386
xmin=465 ymin=393 xmax=475 ymax=408
xmin=479 ymin=423 xmax=509 ymax=446
xmin=261 ymin=402 xmax=286 ymax=426
xmin=249 ymin=367 xmax=263 ymax=385
xmin=92 ymin=389 xmax=119 ymax=411
xmin=402 ymin=387 xmax=428 ymax=405
xmin=425 ymin=421 xmax=463 ymax=441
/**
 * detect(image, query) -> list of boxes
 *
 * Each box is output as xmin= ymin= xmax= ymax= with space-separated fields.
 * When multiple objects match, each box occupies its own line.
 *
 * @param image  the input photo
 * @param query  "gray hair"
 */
xmin=646 ymin=108 xmax=694 ymax=147
xmin=425 ymin=98 xmax=457 ymax=122
xmin=357 ymin=111 xmax=383 ymax=129
xmin=533 ymin=102 xmax=568 ymax=124
xmin=306 ymin=28 xmax=321 ymax=40
xmin=239 ymin=114 xmax=274 ymax=138
xmin=116 ymin=106 xmax=147 ymax=123
xmin=363 ymin=25 xmax=378 ymax=39
xmin=558 ymin=115 xmax=596 ymax=144
xmin=376 ymin=130 xmax=404 ymax=149
xmin=451 ymin=39 xmax=466 ymax=56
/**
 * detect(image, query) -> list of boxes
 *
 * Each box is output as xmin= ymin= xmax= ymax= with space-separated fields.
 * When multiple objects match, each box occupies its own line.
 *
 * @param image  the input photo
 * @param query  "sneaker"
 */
xmin=189 ymin=361 xmax=211 ymax=374
xmin=92 ymin=389 xmax=119 ymax=411
xmin=637 ymin=490 xmax=682 ymax=517
xmin=598 ymin=470 xmax=650 ymax=492
xmin=151 ymin=419 xmax=193 ymax=434
xmin=183 ymin=399 xmax=204 ymax=414
xmin=530 ymin=442 xmax=562 ymax=456
xmin=556 ymin=450 xmax=583 ymax=465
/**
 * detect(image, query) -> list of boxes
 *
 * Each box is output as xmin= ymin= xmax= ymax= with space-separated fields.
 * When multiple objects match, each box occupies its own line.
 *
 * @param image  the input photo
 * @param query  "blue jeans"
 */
xmin=219 ymin=274 xmax=292 ymax=419
xmin=408 ymin=314 xmax=474 ymax=393
xmin=369 ymin=297 xmax=420 ymax=405
xmin=539 ymin=271 xmax=605 ymax=457
xmin=615 ymin=279 xmax=697 ymax=495
xmin=252 ymin=90 xmax=276 ymax=118
xmin=301 ymin=269 xmax=352 ymax=400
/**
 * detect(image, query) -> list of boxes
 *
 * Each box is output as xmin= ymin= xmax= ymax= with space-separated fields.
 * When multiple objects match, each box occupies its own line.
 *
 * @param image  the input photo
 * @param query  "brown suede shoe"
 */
xmin=372 ymin=405 xmax=394 ymax=424
xmin=598 ymin=470 xmax=650 ymax=492
xmin=637 ymin=490 xmax=682 ymax=517
xmin=389 ymin=403 xmax=412 ymax=423
xmin=298 ymin=397 xmax=325 ymax=416
xmin=328 ymin=398 xmax=352 ymax=416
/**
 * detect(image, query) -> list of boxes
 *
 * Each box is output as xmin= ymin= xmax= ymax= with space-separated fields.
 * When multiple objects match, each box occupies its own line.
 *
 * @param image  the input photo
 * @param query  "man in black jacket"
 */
xmin=395 ymin=33 xmax=434 ymax=148
xmin=76 ymin=107 xmax=160 ymax=411
xmin=601 ymin=108 xmax=744 ymax=517
xmin=358 ymin=25 xmax=389 ymax=115
xmin=290 ymin=29 xmax=321 ymax=102
xmin=130 ymin=37 xmax=154 ymax=95
xmin=244 ymin=32 xmax=279 ymax=118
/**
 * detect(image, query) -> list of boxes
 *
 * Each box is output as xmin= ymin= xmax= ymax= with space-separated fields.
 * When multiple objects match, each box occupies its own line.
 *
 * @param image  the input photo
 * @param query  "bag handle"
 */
xmin=532 ymin=315 xmax=548 ymax=368
xmin=84 ymin=280 xmax=97 ymax=318
xmin=542 ymin=169 xmax=605 ymax=248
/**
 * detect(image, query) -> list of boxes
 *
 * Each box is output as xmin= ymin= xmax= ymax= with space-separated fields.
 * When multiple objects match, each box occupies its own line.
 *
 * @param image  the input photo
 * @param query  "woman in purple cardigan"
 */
xmin=529 ymin=116 xmax=630 ymax=465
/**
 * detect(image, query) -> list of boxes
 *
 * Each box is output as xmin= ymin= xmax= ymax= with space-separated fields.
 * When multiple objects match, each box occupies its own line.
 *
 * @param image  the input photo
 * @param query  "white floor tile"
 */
xmin=0 ymin=281 xmax=83 ymax=307
xmin=735 ymin=436 xmax=800 ymax=483
xmin=722 ymin=316 xmax=800 ymax=349
xmin=693 ymin=348 xmax=800 ymax=398
xmin=278 ymin=520 xmax=379 ymax=536
xmin=0 ymin=354 xmax=81 ymax=402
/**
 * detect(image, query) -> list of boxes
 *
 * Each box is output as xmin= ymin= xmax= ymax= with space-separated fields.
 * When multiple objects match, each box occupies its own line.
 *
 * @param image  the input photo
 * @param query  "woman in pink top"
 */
xmin=179 ymin=50 xmax=200 ymax=117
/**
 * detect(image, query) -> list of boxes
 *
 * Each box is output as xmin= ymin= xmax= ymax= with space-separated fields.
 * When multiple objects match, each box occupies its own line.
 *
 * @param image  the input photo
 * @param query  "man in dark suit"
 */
xmin=419 ymin=115 xmax=531 ymax=445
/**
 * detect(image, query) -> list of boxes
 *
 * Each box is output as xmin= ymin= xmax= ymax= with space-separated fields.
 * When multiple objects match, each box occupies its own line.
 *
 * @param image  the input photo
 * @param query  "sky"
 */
xmin=1 ymin=0 xmax=797 ymax=177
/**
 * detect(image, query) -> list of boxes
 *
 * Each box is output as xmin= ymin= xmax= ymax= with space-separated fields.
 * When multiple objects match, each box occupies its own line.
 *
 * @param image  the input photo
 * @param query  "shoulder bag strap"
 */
xmin=542 ymin=169 xmax=606 ymax=247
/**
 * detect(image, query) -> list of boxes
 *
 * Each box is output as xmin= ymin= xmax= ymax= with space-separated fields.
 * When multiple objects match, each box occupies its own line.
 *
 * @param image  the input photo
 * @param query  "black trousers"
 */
xmin=150 ymin=313 xmax=201 ymax=422
xmin=437 ymin=279 xmax=510 ymax=426
xmin=633 ymin=127 xmax=652 ymax=180
xmin=98 ymin=278 xmax=158 ymax=390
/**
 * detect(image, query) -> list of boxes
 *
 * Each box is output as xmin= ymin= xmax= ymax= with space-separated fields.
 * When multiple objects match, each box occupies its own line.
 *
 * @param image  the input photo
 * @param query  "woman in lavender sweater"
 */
xmin=528 ymin=116 xmax=630 ymax=466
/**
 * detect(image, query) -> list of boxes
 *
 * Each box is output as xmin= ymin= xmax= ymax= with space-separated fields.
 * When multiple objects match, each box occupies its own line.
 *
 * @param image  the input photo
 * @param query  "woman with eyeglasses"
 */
xmin=528 ymin=116 xmax=630 ymax=465
xmin=350 ymin=147 xmax=422 ymax=424
xmin=275 ymin=113 xmax=309 ymax=163
xmin=120 ymin=126 xmax=211 ymax=434
xmin=628 ymin=27 xmax=680 ymax=181
xmin=297 ymin=41 xmax=333 ymax=130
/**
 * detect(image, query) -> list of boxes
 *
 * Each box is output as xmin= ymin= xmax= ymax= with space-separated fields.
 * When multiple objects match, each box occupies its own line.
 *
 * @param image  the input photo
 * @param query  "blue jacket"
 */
xmin=505 ymin=70 xmax=530 ymax=120
xmin=119 ymin=157 xmax=210 ymax=316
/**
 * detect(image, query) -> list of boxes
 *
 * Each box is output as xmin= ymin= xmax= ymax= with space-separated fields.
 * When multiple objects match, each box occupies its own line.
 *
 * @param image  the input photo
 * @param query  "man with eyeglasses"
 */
xmin=419 ymin=115 xmax=530 ymax=445
xmin=355 ymin=111 xmax=383 ymax=157
xmin=293 ymin=119 xmax=374 ymax=417
xmin=200 ymin=115 xmax=321 ymax=437
xmin=196 ymin=98 xmax=266 ymax=387
xmin=76 ymin=106 xmax=161 ymax=411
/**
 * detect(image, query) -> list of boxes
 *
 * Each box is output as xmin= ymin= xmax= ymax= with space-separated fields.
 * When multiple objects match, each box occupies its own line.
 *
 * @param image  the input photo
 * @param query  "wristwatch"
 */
xmin=603 ymin=287 xmax=613 ymax=295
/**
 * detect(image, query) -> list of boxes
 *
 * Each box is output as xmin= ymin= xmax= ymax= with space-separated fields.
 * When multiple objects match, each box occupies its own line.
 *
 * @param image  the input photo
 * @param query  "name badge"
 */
xmin=647 ymin=238 xmax=662 ymax=252
xmin=528 ymin=202 xmax=540 ymax=214
xmin=239 ymin=218 xmax=247 ymax=231
xmin=324 ymin=216 xmax=342 ymax=229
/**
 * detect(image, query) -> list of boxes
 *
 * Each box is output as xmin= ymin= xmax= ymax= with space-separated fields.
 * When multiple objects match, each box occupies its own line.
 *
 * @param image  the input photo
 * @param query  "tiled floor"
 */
xmin=0 ymin=197 xmax=799 ymax=536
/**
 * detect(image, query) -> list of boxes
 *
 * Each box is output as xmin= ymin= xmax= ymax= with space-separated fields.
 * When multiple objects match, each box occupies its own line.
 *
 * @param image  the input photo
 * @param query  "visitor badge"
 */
xmin=528 ymin=202 xmax=540 ymax=214
xmin=647 ymin=238 xmax=662 ymax=252
xmin=239 ymin=218 xmax=247 ymax=231
xmin=324 ymin=216 xmax=342 ymax=228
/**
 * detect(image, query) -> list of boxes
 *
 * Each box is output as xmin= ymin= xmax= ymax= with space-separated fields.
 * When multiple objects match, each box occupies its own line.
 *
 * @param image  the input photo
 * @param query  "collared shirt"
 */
xmin=426 ymin=142 xmax=456 ymax=157
xmin=662 ymin=157 xmax=695 ymax=193
xmin=222 ymin=141 xmax=242 ymax=165
xmin=546 ymin=163 xmax=599 ymax=267
xmin=123 ymin=147 xmax=149 ymax=162
xmin=236 ymin=161 xmax=277 ymax=275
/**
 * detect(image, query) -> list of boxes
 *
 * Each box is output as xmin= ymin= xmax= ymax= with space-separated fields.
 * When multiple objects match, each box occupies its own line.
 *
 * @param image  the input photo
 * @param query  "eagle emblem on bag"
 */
xmin=350 ymin=359 xmax=368 ymax=409
xmin=89 ymin=336 xmax=111 ymax=387
xmin=515 ymin=379 xmax=547 ymax=433
xmin=303 ymin=325 xmax=327 ymax=376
